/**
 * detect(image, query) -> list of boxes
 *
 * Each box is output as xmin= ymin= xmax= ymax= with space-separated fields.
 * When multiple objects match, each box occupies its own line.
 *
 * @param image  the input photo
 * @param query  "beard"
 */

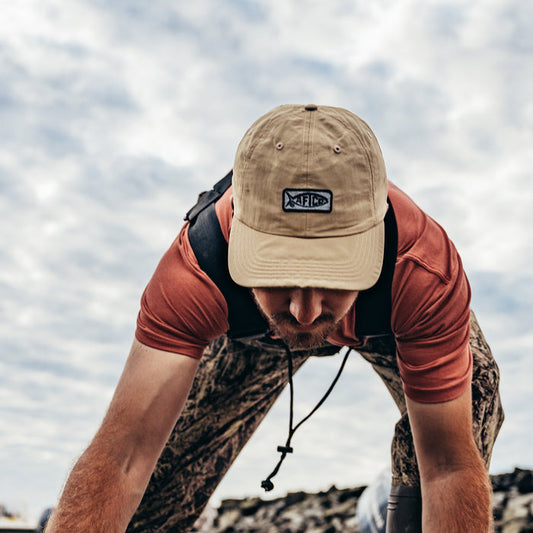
xmin=268 ymin=311 xmax=339 ymax=350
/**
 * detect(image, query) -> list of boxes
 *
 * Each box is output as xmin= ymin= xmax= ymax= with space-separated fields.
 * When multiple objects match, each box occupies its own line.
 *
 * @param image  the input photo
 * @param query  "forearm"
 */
xmin=45 ymin=442 xmax=148 ymax=533
xmin=421 ymin=461 xmax=492 ymax=532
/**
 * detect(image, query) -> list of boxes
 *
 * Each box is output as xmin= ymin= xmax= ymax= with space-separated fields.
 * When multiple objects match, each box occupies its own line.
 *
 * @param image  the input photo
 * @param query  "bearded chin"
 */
xmin=282 ymin=331 xmax=324 ymax=350
xmin=269 ymin=313 xmax=338 ymax=350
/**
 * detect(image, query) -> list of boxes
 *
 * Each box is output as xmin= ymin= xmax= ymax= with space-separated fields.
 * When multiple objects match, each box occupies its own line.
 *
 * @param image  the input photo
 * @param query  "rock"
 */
xmin=499 ymin=493 xmax=533 ymax=533
xmin=493 ymin=468 xmax=533 ymax=495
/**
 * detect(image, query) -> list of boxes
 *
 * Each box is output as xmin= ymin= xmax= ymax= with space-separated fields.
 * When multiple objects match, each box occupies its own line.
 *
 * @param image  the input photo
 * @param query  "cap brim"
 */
xmin=228 ymin=218 xmax=384 ymax=291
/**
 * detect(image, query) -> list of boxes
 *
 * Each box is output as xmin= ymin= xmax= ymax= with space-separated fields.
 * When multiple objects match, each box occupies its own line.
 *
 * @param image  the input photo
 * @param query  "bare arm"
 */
xmin=45 ymin=339 xmax=200 ymax=533
xmin=406 ymin=386 xmax=492 ymax=532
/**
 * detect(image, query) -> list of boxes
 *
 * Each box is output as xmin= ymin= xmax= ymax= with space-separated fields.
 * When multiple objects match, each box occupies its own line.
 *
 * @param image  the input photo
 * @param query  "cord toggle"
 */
xmin=277 ymin=445 xmax=293 ymax=454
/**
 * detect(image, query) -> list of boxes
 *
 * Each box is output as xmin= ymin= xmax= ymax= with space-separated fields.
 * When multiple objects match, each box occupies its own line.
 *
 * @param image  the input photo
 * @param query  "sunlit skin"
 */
xmin=252 ymin=287 xmax=359 ymax=349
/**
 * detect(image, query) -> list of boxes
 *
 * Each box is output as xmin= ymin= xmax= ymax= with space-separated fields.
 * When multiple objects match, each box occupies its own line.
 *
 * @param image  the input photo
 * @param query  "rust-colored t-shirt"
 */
xmin=136 ymin=181 xmax=472 ymax=403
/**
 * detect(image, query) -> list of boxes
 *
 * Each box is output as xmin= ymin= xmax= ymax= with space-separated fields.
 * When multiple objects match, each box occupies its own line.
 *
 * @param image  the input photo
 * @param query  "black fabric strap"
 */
xmin=185 ymin=170 xmax=234 ymax=223
xmin=354 ymin=201 xmax=398 ymax=338
xmin=186 ymin=171 xmax=269 ymax=340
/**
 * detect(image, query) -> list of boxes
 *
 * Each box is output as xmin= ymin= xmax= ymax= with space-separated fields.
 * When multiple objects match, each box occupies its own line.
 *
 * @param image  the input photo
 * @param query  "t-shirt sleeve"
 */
xmin=391 ymin=205 xmax=473 ymax=403
xmin=135 ymin=223 xmax=230 ymax=358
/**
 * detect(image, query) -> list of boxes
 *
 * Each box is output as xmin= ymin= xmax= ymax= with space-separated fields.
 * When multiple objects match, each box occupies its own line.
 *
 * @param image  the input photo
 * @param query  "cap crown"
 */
xmin=233 ymin=104 xmax=388 ymax=238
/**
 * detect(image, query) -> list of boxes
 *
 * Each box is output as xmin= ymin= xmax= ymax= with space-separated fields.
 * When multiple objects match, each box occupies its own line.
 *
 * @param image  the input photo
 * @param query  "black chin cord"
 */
xmin=261 ymin=346 xmax=352 ymax=492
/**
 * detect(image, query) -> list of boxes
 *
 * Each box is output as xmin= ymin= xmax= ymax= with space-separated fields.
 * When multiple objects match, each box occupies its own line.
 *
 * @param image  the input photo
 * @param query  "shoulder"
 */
xmin=388 ymin=182 xmax=469 ymax=310
xmin=389 ymin=182 xmax=460 ymax=283
xmin=136 ymin=222 xmax=230 ymax=357
xmin=389 ymin=182 xmax=471 ymax=329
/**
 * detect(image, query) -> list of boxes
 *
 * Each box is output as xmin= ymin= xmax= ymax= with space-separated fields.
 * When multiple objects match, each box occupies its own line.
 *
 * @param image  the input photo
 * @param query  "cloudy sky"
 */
xmin=1 ymin=0 xmax=532 ymax=523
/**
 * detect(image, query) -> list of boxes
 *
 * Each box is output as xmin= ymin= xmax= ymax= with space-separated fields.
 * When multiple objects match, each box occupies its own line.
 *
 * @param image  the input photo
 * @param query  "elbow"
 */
xmin=86 ymin=430 xmax=160 ymax=507
xmin=421 ymin=440 xmax=488 ymax=485
xmin=117 ymin=433 xmax=165 ymax=499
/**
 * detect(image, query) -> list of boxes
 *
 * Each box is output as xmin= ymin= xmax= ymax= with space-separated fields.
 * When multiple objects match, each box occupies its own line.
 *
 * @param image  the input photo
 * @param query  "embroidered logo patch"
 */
xmin=282 ymin=189 xmax=333 ymax=212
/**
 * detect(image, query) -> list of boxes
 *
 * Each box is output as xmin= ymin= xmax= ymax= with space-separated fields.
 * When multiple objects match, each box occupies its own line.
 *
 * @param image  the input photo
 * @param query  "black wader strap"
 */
xmin=186 ymin=170 xmax=398 ymax=341
xmin=185 ymin=170 xmax=234 ymax=222
xmin=186 ymin=171 xmax=270 ymax=340
xmin=354 ymin=201 xmax=398 ymax=338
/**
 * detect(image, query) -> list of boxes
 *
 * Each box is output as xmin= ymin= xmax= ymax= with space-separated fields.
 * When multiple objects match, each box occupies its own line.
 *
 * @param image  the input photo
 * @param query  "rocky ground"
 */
xmin=192 ymin=468 xmax=533 ymax=533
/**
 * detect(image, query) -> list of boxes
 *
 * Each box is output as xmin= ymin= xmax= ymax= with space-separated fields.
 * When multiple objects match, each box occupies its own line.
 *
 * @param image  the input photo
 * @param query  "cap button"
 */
xmin=304 ymin=104 xmax=318 ymax=111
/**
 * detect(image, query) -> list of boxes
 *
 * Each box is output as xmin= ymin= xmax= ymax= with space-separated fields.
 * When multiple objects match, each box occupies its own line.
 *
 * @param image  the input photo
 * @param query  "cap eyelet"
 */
xmin=333 ymin=145 xmax=341 ymax=153
xmin=276 ymin=142 xmax=284 ymax=150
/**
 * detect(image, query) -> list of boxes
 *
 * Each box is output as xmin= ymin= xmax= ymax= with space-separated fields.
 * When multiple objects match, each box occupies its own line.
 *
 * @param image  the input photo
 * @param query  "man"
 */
xmin=46 ymin=104 xmax=503 ymax=532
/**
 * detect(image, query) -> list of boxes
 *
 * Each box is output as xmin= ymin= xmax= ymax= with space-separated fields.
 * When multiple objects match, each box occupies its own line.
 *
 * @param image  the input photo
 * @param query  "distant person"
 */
xmin=45 ymin=104 xmax=504 ymax=532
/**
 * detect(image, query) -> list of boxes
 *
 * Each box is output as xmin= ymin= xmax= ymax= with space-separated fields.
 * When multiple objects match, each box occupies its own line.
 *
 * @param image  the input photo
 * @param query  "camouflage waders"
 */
xmin=127 ymin=310 xmax=503 ymax=532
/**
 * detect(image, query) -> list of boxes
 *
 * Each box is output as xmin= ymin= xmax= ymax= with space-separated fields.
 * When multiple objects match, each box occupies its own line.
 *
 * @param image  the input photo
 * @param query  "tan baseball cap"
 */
xmin=228 ymin=104 xmax=388 ymax=290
